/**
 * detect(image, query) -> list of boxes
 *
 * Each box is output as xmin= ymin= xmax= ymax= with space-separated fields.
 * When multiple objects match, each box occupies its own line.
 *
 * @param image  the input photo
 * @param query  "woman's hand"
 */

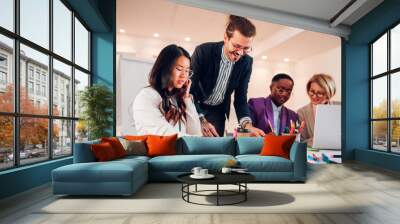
xmin=183 ymin=79 xmax=192 ymax=99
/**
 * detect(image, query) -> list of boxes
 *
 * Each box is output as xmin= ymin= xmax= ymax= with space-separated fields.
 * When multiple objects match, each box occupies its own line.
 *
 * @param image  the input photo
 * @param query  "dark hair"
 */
xmin=272 ymin=73 xmax=294 ymax=84
xmin=226 ymin=15 xmax=256 ymax=38
xmin=148 ymin=44 xmax=191 ymax=125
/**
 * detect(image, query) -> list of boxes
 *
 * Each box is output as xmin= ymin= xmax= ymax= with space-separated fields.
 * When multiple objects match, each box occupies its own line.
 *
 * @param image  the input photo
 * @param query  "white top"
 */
xmin=133 ymin=87 xmax=202 ymax=137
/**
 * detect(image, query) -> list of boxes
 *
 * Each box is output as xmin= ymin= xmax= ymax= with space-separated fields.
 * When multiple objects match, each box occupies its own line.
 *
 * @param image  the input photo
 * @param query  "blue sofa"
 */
xmin=52 ymin=137 xmax=307 ymax=196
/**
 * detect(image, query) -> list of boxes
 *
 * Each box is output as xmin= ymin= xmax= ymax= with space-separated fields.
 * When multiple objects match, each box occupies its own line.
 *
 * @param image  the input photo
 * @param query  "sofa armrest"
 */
xmin=289 ymin=142 xmax=307 ymax=181
xmin=73 ymin=140 xmax=100 ymax=163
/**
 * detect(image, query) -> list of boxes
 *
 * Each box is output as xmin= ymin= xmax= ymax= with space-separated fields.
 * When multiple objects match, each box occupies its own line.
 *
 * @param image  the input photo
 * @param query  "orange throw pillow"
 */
xmin=124 ymin=135 xmax=149 ymax=141
xmin=146 ymin=134 xmax=177 ymax=157
xmin=101 ymin=137 xmax=127 ymax=158
xmin=91 ymin=142 xmax=117 ymax=161
xmin=259 ymin=134 xmax=296 ymax=159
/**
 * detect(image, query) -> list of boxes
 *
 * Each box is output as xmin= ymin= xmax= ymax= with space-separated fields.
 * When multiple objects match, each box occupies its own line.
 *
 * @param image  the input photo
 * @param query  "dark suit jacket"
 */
xmin=190 ymin=41 xmax=253 ymax=121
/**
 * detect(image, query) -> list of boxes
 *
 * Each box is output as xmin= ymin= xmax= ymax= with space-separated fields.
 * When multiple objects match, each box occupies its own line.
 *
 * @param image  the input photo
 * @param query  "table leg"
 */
xmin=195 ymin=184 xmax=197 ymax=192
xmin=245 ymin=183 xmax=247 ymax=201
xmin=217 ymin=184 xmax=219 ymax=206
xmin=187 ymin=184 xmax=190 ymax=202
xmin=181 ymin=184 xmax=183 ymax=199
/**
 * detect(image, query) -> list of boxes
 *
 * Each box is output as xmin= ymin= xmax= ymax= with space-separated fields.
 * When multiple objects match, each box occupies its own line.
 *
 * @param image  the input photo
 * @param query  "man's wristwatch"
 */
xmin=241 ymin=120 xmax=252 ymax=129
xmin=199 ymin=116 xmax=207 ymax=124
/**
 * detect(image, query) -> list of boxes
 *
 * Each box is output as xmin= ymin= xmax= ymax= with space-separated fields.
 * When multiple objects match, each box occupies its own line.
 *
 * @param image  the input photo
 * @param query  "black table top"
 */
xmin=177 ymin=172 xmax=255 ymax=185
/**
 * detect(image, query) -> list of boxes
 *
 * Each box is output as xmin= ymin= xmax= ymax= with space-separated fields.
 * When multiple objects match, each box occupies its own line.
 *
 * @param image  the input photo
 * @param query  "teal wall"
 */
xmin=0 ymin=0 xmax=116 ymax=200
xmin=91 ymin=0 xmax=116 ymax=135
xmin=343 ymin=0 xmax=400 ymax=171
xmin=0 ymin=158 xmax=72 ymax=199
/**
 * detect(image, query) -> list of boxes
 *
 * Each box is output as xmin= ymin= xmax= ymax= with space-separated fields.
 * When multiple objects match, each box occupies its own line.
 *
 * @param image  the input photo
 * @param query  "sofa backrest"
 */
xmin=177 ymin=136 xmax=236 ymax=155
xmin=73 ymin=140 xmax=100 ymax=163
xmin=236 ymin=137 xmax=264 ymax=155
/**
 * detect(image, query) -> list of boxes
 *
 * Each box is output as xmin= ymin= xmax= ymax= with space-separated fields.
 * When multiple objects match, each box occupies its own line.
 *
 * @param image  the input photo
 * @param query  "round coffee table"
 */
xmin=177 ymin=172 xmax=255 ymax=206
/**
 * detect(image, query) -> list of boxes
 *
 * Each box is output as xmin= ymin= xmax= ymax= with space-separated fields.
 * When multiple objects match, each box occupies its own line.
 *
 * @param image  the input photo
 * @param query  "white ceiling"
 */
xmin=171 ymin=0 xmax=384 ymax=37
xmin=225 ymin=0 xmax=384 ymax=26
xmin=228 ymin=0 xmax=353 ymax=22
xmin=117 ymin=0 xmax=342 ymax=63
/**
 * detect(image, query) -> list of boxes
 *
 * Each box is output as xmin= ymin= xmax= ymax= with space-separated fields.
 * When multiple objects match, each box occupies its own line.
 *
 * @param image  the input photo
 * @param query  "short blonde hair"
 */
xmin=306 ymin=74 xmax=336 ymax=99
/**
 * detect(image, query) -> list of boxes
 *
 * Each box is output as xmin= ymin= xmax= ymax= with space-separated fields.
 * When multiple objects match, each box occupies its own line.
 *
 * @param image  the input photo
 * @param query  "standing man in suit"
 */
xmin=248 ymin=73 xmax=299 ymax=135
xmin=190 ymin=15 xmax=265 ymax=137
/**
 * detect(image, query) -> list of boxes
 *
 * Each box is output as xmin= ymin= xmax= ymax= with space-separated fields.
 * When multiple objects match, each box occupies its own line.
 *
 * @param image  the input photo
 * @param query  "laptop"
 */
xmin=312 ymin=104 xmax=341 ymax=150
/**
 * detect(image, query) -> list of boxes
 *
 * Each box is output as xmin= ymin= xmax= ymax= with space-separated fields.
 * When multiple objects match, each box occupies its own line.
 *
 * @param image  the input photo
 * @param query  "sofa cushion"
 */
xmin=260 ymin=134 xmax=296 ymax=159
xmin=148 ymin=154 xmax=235 ymax=172
xmin=178 ymin=137 xmax=236 ymax=155
xmin=236 ymin=137 xmax=263 ymax=155
xmin=118 ymin=138 xmax=147 ymax=156
xmin=91 ymin=142 xmax=118 ymax=161
xmin=114 ymin=155 xmax=150 ymax=164
xmin=236 ymin=155 xmax=293 ymax=172
xmin=101 ymin=137 xmax=127 ymax=158
xmin=52 ymin=158 xmax=147 ymax=183
xmin=123 ymin=135 xmax=149 ymax=141
xmin=146 ymin=134 xmax=178 ymax=157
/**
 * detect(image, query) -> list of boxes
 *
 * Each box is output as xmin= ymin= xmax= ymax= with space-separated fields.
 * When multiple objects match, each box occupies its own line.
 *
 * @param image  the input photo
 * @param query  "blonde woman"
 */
xmin=297 ymin=74 xmax=339 ymax=147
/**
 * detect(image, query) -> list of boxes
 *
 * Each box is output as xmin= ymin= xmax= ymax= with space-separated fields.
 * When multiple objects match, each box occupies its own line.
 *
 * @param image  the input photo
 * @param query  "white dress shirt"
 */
xmin=133 ymin=87 xmax=202 ymax=137
xmin=271 ymin=100 xmax=282 ymax=135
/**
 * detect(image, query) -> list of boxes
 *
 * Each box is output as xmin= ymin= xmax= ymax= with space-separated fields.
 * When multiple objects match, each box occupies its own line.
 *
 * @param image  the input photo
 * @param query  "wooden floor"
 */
xmin=1 ymin=162 xmax=400 ymax=224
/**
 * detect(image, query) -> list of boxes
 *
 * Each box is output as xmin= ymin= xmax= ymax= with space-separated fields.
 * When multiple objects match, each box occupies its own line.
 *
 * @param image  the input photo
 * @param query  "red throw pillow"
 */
xmin=91 ymin=142 xmax=117 ymax=161
xmin=101 ymin=137 xmax=127 ymax=158
xmin=260 ymin=134 xmax=296 ymax=159
xmin=146 ymin=134 xmax=177 ymax=157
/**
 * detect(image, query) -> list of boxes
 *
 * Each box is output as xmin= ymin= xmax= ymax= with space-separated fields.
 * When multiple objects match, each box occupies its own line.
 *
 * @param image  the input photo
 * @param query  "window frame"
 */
xmin=370 ymin=21 xmax=400 ymax=154
xmin=0 ymin=0 xmax=92 ymax=171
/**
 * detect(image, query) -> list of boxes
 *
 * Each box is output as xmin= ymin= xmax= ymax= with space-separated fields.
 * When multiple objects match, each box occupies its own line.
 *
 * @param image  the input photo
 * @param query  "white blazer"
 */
xmin=133 ymin=87 xmax=202 ymax=137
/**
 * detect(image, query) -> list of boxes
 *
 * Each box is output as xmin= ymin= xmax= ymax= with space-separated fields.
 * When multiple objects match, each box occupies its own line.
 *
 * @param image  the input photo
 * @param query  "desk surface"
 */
xmin=307 ymin=148 xmax=342 ymax=164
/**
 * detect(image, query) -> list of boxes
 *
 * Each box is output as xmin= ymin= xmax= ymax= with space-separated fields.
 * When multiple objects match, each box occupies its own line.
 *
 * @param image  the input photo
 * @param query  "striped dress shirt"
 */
xmin=204 ymin=48 xmax=234 ymax=105
xmin=202 ymin=48 xmax=252 ymax=128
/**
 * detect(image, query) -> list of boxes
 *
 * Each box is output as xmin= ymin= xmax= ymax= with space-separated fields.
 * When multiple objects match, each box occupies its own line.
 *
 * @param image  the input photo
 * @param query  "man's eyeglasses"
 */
xmin=229 ymin=41 xmax=252 ymax=54
xmin=276 ymin=87 xmax=292 ymax=95
xmin=308 ymin=90 xmax=326 ymax=98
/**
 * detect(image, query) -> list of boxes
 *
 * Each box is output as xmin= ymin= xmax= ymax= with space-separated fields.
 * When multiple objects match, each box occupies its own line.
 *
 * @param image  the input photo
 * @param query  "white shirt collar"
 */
xmin=271 ymin=100 xmax=282 ymax=112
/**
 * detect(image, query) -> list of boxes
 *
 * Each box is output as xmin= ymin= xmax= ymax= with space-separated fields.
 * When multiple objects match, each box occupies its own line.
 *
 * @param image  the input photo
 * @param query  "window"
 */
xmin=0 ymin=71 xmax=6 ymax=85
xmin=20 ymin=0 xmax=49 ymax=49
xmin=19 ymin=117 xmax=49 ymax=165
xmin=74 ymin=69 xmax=89 ymax=118
xmin=28 ymin=81 xmax=34 ymax=94
xmin=53 ymin=59 xmax=71 ymax=116
xmin=0 ymin=54 xmax=7 ymax=67
xmin=0 ymin=0 xmax=91 ymax=170
xmin=35 ymin=84 xmax=40 ymax=95
xmin=53 ymin=0 xmax=72 ymax=60
xmin=28 ymin=67 xmax=34 ymax=80
xmin=42 ymin=85 xmax=46 ymax=97
xmin=75 ymin=18 xmax=89 ymax=70
xmin=0 ymin=116 xmax=13 ymax=170
xmin=0 ymin=35 xmax=13 ymax=113
xmin=0 ymin=53 xmax=8 ymax=89
xmin=371 ymin=23 xmax=400 ymax=154
xmin=35 ymin=70 xmax=40 ymax=81
xmin=0 ymin=0 xmax=14 ymax=32
xmin=53 ymin=119 xmax=72 ymax=158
